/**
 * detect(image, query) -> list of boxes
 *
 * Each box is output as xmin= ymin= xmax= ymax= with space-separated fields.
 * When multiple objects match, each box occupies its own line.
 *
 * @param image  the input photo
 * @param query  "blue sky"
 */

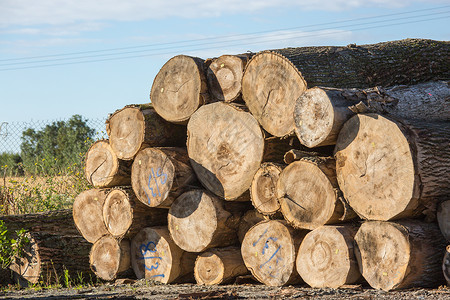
xmin=0 ymin=0 xmax=449 ymax=124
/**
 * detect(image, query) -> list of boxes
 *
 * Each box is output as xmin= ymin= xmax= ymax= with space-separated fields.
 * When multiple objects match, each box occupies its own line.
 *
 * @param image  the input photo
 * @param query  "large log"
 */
xmin=276 ymin=157 xmax=355 ymax=230
xmin=73 ymin=189 xmax=109 ymax=243
xmin=444 ymin=245 xmax=450 ymax=286
xmin=187 ymin=102 xmax=264 ymax=200
xmin=237 ymin=210 xmax=267 ymax=243
xmin=102 ymin=188 xmax=167 ymax=240
xmin=296 ymin=225 xmax=360 ymax=288
xmin=168 ymin=189 xmax=249 ymax=252
xmin=131 ymin=147 xmax=198 ymax=208
xmin=438 ymin=201 xmax=450 ymax=242
xmin=334 ymin=113 xmax=450 ymax=221
xmin=150 ymin=55 xmax=209 ymax=124
xmin=250 ymin=163 xmax=284 ymax=216
xmin=241 ymin=219 xmax=307 ymax=286
xmin=89 ymin=235 xmax=131 ymax=281
xmin=206 ymin=54 xmax=252 ymax=102
xmin=106 ymin=104 xmax=186 ymax=160
xmin=194 ymin=246 xmax=249 ymax=285
xmin=131 ymin=226 xmax=196 ymax=284
xmin=294 ymin=81 xmax=450 ymax=147
xmin=354 ymin=220 xmax=446 ymax=291
xmin=84 ymin=140 xmax=132 ymax=187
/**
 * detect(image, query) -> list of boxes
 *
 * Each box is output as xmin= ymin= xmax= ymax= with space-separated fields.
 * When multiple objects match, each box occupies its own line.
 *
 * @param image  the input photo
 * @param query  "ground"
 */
xmin=1 ymin=281 xmax=449 ymax=299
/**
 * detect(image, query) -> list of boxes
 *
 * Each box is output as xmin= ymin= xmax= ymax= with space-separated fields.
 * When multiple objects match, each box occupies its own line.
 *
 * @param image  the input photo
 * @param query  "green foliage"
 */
xmin=0 ymin=153 xmax=23 ymax=177
xmin=0 ymin=220 xmax=29 ymax=269
xmin=20 ymin=115 xmax=95 ymax=175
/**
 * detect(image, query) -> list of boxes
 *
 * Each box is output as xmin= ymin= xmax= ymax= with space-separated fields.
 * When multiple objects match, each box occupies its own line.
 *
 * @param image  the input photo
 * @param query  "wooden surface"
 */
xmin=250 ymin=163 xmax=284 ymax=215
xmin=438 ymin=201 xmax=450 ymax=241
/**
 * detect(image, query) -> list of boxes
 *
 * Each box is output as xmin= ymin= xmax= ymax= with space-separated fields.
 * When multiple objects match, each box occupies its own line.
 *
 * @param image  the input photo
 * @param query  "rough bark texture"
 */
xmin=294 ymin=81 xmax=450 ymax=147
xmin=276 ymin=157 xmax=355 ymax=230
xmin=131 ymin=226 xmax=196 ymax=284
xmin=335 ymin=114 xmax=450 ymax=221
xmin=296 ymin=225 xmax=361 ymax=288
xmin=187 ymin=102 xmax=265 ymax=200
xmin=168 ymin=189 xmax=250 ymax=252
xmin=194 ymin=246 xmax=249 ymax=285
xmin=106 ymin=104 xmax=186 ymax=160
xmin=102 ymin=188 xmax=168 ymax=240
xmin=84 ymin=140 xmax=132 ymax=187
xmin=241 ymin=219 xmax=307 ymax=286
xmin=89 ymin=235 xmax=131 ymax=281
xmin=207 ymin=54 xmax=252 ymax=102
xmin=283 ymin=149 xmax=324 ymax=164
xmin=250 ymin=163 xmax=284 ymax=215
xmin=438 ymin=201 xmax=450 ymax=242
xmin=242 ymin=51 xmax=307 ymax=137
xmin=131 ymin=147 xmax=198 ymax=208
xmin=354 ymin=220 xmax=446 ymax=291
xmin=73 ymin=189 xmax=109 ymax=243
xmin=150 ymin=55 xmax=209 ymax=124
xmin=237 ymin=210 xmax=268 ymax=244
xmin=444 ymin=245 xmax=450 ymax=286
xmin=269 ymin=39 xmax=449 ymax=88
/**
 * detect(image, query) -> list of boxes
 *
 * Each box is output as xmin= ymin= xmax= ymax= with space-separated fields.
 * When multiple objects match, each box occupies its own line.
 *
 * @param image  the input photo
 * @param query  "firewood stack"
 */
xmin=72 ymin=38 xmax=450 ymax=291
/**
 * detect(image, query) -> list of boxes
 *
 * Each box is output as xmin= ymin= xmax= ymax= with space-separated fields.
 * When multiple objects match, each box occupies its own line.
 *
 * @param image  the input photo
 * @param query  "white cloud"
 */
xmin=0 ymin=0 xmax=445 ymax=27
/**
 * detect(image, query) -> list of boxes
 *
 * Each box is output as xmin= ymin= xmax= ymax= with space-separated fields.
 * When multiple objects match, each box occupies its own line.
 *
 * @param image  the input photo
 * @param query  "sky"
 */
xmin=0 ymin=0 xmax=449 ymax=124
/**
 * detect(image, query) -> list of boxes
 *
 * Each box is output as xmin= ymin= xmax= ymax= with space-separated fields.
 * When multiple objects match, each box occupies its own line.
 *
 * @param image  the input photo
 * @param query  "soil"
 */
xmin=1 ymin=280 xmax=449 ymax=300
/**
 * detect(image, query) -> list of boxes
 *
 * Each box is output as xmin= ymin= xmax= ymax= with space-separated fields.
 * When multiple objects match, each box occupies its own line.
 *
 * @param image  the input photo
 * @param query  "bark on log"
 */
xmin=106 ymin=104 xmax=186 ymax=160
xmin=296 ymin=225 xmax=361 ymax=288
xmin=168 ymin=189 xmax=250 ymax=252
xmin=237 ymin=210 xmax=267 ymax=244
xmin=206 ymin=54 xmax=252 ymax=102
xmin=268 ymin=39 xmax=450 ymax=88
xmin=250 ymin=163 xmax=284 ymax=215
xmin=131 ymin=226 xmax=196 ymax=284
xmin=444 ymin=245 xmax=450 ymax=286
xmin=241 ymin=219 xmax=307 ymax=286
xmin=84 ymin=140 xmax=132 ymax=187
xmin=242 ymin=51 xmax=307 ymax=137
xmin=102 ymin=188 xmax=167 ymax=240
xmin=194 ymin=246 xmax=249 ymax=285
xmin=89 ymin=235 xmax=131 ymax=281
xmin=150 ymin=55 xmax=209 ymax=124
xmin=131 ymin=147 xmax=198 ymax=208
xmin=73 ymin=189 xmax=109 ymax=243
xmin=276 ymin=157 xmax=355 ymax=230
xmin=187 ymin=102 xmax=265 ymax=200
xmin=438 ymin=201 xmax=450 ymax=242
xmin=354 ymin=220 xmax=446 ymax=291
xmin=9 ymin=232 xmax=92 ymax=285
xmin=334 ymin=113 xmax=450 ymax=221
xmin=283 ymin=149 xmax=323 ymax=164
xmin=294 ymin=81 xmax=450 ymax=147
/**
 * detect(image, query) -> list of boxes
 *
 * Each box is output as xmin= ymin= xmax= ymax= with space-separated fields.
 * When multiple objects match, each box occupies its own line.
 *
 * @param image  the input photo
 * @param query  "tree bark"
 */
xmin=73 ymin=189 xmax=109 ymax=244
xmin=444 ymin=245 xmax=450 ymax=286
xmin=130 ymin=226 xmax=196 ymax=284
xmin=194 ymin=246 xmax=249 ymax=285
xmin=84 ymin=140 xmax=132 ymax=187
xmin=89 ymin=235 xmax=131 ymax=281
xmin=150 ymin=55 xmax=209 ymax=124
xmin=438 ymin=200 xmax=450 ymax=242
xmin=283 ymin=149 xmax=323 ymax=164
xmin=131 ymin=147 xmax=198 ymax=208
xmin=294 ymin=81 xmax=450 ymax=147
xmin=276 ymin=157 xmax=355 ymax=230
xmin=242 ymin=51 xmax=307 ymax=137
xmin=106 ymin=104 xmax=186 ymax=160
xmin=269 ymin=39 xmax=449 ymax=88
xmin=250 ymin=163 xmax=284 ymax=215
xmin=334 ymin=113 xmax=450 ymax=221
xmin=241 ymin=219 xmax=307 ymax=286
xmin=187 ymin=102 xmax=265 ymax=200
xmin=168 ymin=189 xmax=250 ymax=252
xmin=102 ymin=188 xmax=167 ymax=240
xmin=237 ymin=210 xmax=267 ymax=244
xmin=206 ymin=54 xmax=252 ymax=102
xmin=354 ymin=220 xmax=446 ymax=291
xmin=296 ymin=225 xmax=361 ymax=288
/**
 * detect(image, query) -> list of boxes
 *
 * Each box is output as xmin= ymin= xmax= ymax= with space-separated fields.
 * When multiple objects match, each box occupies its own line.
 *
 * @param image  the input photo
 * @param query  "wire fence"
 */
xmin=0 ymin=116 xmax=107 ymax=216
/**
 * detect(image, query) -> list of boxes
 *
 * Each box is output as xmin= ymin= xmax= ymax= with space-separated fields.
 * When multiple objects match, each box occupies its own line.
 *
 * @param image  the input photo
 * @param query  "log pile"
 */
xmin=6 ymin=38 xmax=448 ymax=290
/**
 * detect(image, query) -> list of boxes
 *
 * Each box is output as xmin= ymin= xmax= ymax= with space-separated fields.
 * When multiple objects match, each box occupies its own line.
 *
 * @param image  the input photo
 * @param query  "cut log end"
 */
xmin=250 ymin=163 xmax=283 ymax=215
xmin=438 ymin=201 xmax=450 ymax=242
xmin=444 ymin=245 xmax=450 ymax=286
xmin=150 ymin=55 xmax=207 ymax=123
xmin=90 ymin=236 xmax=131 ymax=281
xmin=242 ymin=51 xmax=307 ymax=137
xmin=103 ymin=189 xmax=134 ymax=238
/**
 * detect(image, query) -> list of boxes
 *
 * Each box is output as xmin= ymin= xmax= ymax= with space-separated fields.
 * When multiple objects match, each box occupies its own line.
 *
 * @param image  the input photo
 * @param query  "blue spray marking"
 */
xmin=262 ymin=237 xmax=278 ymax=255
xmin=151 ymin=274 xmax=165 ymax=278
xmin=252 ymin=228 xmax=268 ymax=247
xmin=139 ymin=241 xmax=165 ymax=278
xmin=259 ymin=245 xmax=282 ymax=269
xmin=145 ymin=167 xmax=168 ymax=204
